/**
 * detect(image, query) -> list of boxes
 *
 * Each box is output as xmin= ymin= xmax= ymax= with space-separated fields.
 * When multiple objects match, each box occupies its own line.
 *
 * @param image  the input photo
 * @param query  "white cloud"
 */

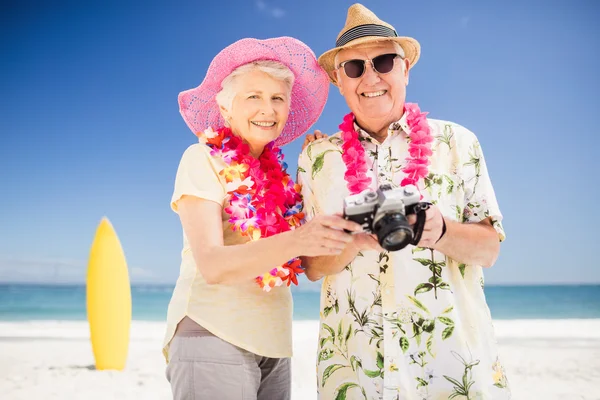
xmin=0 ymin=256 xmax=162 ymax=284
xmin=0 ymin=256 xmax=85 ymax=270
xmin=130 ymin=266 xmax=158 ymax=280
xmin=256 ymin=0 xmax=286 ymax=18
xmin=0 ymin=256 xmax=85 ymax=283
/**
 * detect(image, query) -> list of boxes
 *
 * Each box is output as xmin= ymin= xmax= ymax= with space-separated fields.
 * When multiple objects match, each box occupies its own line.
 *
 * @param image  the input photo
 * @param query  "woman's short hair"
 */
xmin=215 ymin=61 xmax=295 ymax=112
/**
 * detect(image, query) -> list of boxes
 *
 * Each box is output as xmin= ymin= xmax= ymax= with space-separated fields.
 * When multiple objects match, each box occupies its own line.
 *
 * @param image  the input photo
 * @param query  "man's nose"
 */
xmin=362 ymin=61 xmax=381 ymax=84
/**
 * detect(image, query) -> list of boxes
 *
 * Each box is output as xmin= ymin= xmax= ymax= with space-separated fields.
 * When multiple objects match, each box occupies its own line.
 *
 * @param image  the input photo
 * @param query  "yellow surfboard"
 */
xmin=86 ymin=217 xmax=131 ymax=370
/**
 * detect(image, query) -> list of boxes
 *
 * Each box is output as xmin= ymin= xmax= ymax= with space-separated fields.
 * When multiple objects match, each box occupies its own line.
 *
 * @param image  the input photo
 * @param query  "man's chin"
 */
xmin=356 ymin=107 xmax=394 ymax=120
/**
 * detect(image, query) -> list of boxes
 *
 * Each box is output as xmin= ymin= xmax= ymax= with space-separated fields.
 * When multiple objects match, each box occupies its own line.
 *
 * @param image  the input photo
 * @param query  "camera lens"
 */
xmin=373 ymin=213 xmax=413 ymax=251
xmin=383 ymin=230 xmax=410 ymax=246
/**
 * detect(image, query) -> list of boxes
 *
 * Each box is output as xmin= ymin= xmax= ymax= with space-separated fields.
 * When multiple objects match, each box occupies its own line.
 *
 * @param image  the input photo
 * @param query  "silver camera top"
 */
xmin=343 ymin=184 xmax=420 ymax=217
xmin=377 ymin=184 xmax=420 ymax=213
xmin=343 ymin=189 xmax=378 ymax=216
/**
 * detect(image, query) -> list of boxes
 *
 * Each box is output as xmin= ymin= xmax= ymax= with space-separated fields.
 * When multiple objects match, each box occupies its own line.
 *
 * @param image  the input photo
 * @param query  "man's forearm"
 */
xmin=302 ymin=218 xmax=500 ymax=279
xmin=301 ymin=243 xmax=359 ymax=281
xmin=433 ymin=217 xmax=500 ymax=267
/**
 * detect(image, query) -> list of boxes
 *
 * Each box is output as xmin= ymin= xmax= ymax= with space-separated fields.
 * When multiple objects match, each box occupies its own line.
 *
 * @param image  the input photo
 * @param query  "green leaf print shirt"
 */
xmin=297 ymin=114 xmax=511 ymax=400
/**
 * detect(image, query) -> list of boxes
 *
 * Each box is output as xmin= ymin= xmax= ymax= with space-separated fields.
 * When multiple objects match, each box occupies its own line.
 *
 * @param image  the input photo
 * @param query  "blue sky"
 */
xmin=1 ymin=0 xmax=599 ymax=286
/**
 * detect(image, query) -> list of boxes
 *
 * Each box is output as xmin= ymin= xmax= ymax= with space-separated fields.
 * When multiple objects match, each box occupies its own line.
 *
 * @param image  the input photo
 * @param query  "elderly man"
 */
xmin=297 ymin=4 xmax=512 ymax=400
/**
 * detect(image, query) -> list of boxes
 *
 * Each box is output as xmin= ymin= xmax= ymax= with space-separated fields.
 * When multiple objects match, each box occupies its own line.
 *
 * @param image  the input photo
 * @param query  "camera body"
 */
xmin=343 ymin=184 xmax=428 ymax=251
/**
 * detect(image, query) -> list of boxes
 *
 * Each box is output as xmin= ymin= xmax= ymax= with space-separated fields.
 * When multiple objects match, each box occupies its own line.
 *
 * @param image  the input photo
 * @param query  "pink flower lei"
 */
xmin=340 ymin=103 xmax=434 ymax=195
xmin=198 ymin=126 xmax=305 ymax=292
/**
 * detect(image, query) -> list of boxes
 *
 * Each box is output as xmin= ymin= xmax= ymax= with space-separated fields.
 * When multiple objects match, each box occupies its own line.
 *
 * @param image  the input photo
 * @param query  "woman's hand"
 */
xmin=292 ymin=215 xmax=362 ymax=256
xmin=302 ymin=130 xmax=328 ymax=150
xmin=351 ymin=233 xmax=384 ymax=252
xmin=299 ymin=224 xmax=382 ymax=282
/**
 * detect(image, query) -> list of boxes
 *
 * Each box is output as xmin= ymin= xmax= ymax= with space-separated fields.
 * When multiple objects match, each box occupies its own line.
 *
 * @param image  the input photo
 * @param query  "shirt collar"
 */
xmin=354 ymin=112 xmax=410 ymax=144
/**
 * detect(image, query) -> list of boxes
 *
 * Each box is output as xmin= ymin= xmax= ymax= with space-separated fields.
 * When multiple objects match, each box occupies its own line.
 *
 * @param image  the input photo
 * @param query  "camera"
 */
xmin=343 ymin=184 xmax=431 ymax=251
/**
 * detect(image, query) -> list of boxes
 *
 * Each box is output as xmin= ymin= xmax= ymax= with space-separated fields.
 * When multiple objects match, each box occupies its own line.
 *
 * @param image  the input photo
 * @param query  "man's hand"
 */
xmin=407 ymin=208 xmax=500 ymax=267
xmin=407 ymin=204 xmax=445 ymax=249
xmin=302 ymin=130 xmax=329 ymax=150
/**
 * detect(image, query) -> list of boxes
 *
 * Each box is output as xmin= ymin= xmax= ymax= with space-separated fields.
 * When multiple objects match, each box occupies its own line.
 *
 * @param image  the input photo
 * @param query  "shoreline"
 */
xmin=1 ymin=319 xmax=599 ymax=399
xmin=2 ymin=318 xmax=599 ymax=338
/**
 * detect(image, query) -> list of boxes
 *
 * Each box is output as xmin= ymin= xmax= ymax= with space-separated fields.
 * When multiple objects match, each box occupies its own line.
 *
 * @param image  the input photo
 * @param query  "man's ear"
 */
xmin=404 ymin=59 xmax=410 ymax=85
xmin=333 ymin=71 xmax=344 ymax=95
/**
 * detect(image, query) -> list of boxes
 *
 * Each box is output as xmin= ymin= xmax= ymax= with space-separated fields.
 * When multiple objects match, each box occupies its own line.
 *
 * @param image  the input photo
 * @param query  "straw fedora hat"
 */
xmin=318 ymin=3 xmax=421 ymax=85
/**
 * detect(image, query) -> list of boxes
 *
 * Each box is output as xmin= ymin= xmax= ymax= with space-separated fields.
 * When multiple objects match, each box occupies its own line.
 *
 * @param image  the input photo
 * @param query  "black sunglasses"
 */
xmin=337 ymin=53 xmax=403 ymax=79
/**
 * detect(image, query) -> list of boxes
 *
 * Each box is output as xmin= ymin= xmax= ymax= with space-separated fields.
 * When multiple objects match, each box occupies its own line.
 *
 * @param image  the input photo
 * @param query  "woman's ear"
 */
xmin=219 ymin=105 xmax=230 ymax=122
xmin=219 ymin=105 xmax=232 ymax=127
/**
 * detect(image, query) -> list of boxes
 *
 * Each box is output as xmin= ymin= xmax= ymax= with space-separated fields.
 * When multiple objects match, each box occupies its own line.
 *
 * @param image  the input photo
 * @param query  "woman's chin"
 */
xmin=248 ymin=132 xmax=282 ymax=145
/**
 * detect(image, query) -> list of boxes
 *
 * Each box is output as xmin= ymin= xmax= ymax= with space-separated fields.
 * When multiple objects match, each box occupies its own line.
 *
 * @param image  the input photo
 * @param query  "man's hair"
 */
xmin=216 ymin=61 xmax=295 ymax=113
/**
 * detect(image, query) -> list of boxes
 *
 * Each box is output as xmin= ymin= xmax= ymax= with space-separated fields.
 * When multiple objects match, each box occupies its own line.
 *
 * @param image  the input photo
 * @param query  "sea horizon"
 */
xmin=1 ymin=282 xmax=599 ymax=322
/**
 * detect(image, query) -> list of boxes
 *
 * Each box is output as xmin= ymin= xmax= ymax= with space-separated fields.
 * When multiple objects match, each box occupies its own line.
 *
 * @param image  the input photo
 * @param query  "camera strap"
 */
xmin=410 ymin=202 xmax=432 ymax=246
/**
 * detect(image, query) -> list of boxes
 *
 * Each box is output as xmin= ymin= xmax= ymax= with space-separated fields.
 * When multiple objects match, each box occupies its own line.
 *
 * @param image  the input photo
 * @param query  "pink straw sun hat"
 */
xmin=178 ymin=37 xmax=330 ymax=147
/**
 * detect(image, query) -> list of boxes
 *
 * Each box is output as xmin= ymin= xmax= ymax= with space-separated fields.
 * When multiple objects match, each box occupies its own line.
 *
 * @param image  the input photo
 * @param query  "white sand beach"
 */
xmin=1 ymin=319 xmax=599 ymax=400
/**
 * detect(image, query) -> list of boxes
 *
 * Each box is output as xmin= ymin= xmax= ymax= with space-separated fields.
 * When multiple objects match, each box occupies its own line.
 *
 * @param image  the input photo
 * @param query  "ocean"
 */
xmin=0 ymin=283 xmax=599 ymax=321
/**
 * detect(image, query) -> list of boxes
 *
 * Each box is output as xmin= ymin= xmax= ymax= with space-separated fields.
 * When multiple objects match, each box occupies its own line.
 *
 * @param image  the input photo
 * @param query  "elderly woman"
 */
xmin=162 ymin=37 xmax=361 ymax=400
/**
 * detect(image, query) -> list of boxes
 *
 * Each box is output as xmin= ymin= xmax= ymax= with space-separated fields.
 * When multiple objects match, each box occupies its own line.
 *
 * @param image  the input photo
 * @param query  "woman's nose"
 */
xmin=260 ymin=103 xmax=276 ymax=116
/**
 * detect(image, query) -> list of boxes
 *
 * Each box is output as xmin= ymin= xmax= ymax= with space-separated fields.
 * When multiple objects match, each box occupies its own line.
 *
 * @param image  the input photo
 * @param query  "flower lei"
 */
xmin=198 ymin=127 xmax=305 ymax=292
xmin=340 ymin=103 xmax=434 ymax=195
